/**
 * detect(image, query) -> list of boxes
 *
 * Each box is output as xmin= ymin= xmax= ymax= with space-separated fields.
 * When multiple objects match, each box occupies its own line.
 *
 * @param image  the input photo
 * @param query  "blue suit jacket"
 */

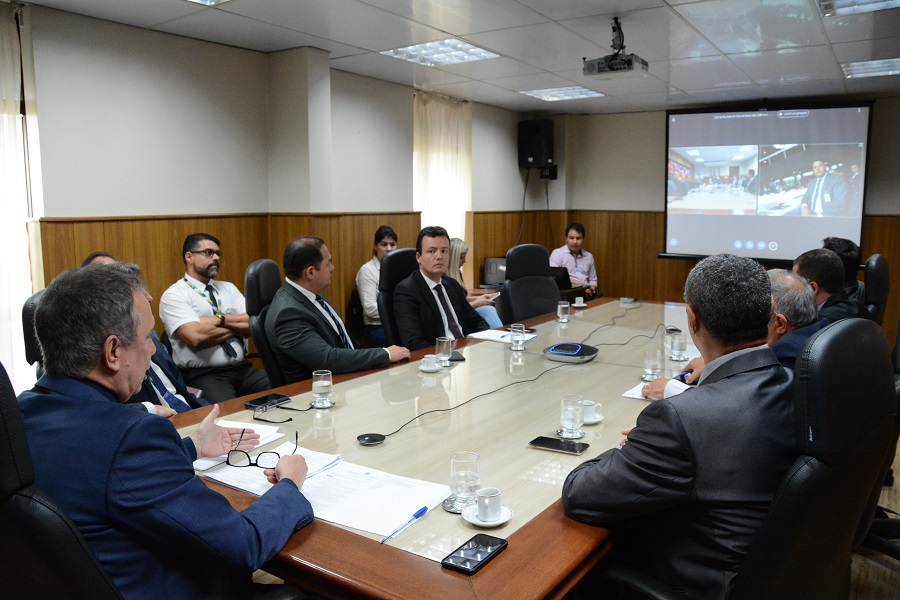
xmin=771 ymin=318 xmax=828 ymax=370
xmin=18 ymin=376 xmax=314 ymax=600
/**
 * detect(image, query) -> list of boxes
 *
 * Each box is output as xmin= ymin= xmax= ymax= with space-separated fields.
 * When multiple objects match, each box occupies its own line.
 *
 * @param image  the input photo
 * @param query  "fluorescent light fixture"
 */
xmin=380 ymin=39 xmax=499 ymax=67
xmin=520 ymin=86 xmax=604 ymax=102
xmin=184 ymin=0 xmax=235 ymax=5
xmin=818 ymin=0 xmax=900 ymax=16
xmin=732 ymin=155 xmax=744 ymax=160
xmin=686 ymin=150 xmax=701 ymax=156
xmin=841 ymin=58 xmax=900 ymax=78
xmin=695 ymin=158 xmax=705 ymax=163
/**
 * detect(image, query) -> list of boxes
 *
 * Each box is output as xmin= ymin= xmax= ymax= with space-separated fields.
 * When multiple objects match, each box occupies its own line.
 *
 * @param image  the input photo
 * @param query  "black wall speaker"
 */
xmin=518 ymin=120 xmax=554 ymax=169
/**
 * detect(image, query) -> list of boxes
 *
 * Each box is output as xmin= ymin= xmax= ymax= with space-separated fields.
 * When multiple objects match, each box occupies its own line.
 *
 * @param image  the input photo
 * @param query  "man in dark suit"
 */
xmin=17 ymin=264 xmax=313 ymax=600
xmin=563 ymin=254 xmax=796 ymax=598
xmin=793 ymin=248 xmax=870 ymax=323
xmin=822 ymin=236 xmax=865 ymax=302
xmin=393 ymin=226 xmax=489 ymax=352
xmin=266 ymin=236 xmax=409 ymax=383
xmin=801 ymin=159 xmax=850 ymax=217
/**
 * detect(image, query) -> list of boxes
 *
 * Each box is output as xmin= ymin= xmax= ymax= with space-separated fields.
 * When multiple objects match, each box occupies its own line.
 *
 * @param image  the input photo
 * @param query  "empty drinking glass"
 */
xmin=435 ymin=337 xmax=453 ymax=367
xmin=670 ymin=333 xmax=688 ymax=362
xmin=509 ymin=323 xmax=526 ymax=351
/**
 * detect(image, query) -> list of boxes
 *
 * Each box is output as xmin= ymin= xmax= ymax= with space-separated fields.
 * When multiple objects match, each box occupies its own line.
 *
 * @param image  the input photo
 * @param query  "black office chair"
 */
xmin=863 ymin=253 xmax=889 ymax=325
xmin=0 ymin=360 xmax=123 ymax=599
xmin=346 ymin=284 xmax=366 ymax=347
xmin=596 ymin=319 xmax=896 ymax=600
xmin=377 ymin=248 xmax=418 ymax=346
xmin=244 ymin=258 xmax=286 ymax=388
xmin=22 ymin=289 xmax=45 ymax=378
xmin=502 ymin=244 xmax=559 ymax=322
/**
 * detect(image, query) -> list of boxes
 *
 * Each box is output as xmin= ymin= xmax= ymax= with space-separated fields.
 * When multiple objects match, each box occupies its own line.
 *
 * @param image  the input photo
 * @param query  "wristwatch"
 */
xmin=217 ymin=313 xmax=226 ymax=327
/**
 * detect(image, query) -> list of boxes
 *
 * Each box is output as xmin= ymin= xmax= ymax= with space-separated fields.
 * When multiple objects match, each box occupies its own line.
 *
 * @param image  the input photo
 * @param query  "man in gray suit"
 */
xmin=563 ymin=254 xmax=797 ymax=598
xmin=266 ymin=236 xmax=409 ymax=383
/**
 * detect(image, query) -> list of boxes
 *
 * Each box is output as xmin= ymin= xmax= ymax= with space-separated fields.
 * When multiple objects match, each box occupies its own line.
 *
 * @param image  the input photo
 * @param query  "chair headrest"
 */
xmin=793 ymin=318 xmax=896 ymax=463
xmin=0 ymin=360 xmax=34 ymax=499
xmin=22 ymin=289 xmax=45 ymax=366
xmin=378 ymin=248 xmax=418 ymax=292
xmin=506 ymin=244 xmax=551 ymax=280
xmin=244 ymin=259 xmax=282 ymax=316
xmin=864 ymin=253 xmax=889 ymax=305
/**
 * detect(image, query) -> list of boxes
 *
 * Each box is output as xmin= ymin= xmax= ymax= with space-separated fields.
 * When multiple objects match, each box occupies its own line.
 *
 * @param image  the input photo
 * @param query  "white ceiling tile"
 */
xmin=330 ymin=52 xmax=471 ymax=89
xmin=358 ymin=0 xmax=548 ymax=34
xmin=674 ymin=0 xmax=828 ymax=54
xmin=556 ymin=68 xmax=670 ymax=95
xmin=561 ymin=7 xmax=721 ymax=62
xmin=435 ymin=57 xmax=543 ymax=80
xmin=465 ymin=22 xmax=606 ymax=71
xmin=220 ymin=0 xmax=448 ymax=51
xmin=730 ymin=46 xmax=844 ymax=85
xmin=484 ymin=72 xmax=581 ymax=92
xmin=651 ymin=56 xmax=753 ymax=90
xmin=622 ymin=90 xmax=700 ymax=111
xmin=428 ymin=80 xmax=549 ymax=110
xmin=832 ymin=37 xmax=900 ymax=63
xmin=824 ymin=10 xmax=900 ymax=44
xmin=516 ymin=0 xmax=664 ymax=21
xmin=687 ymin=85 xmax=767 ymax=103
xmin=759 ymin=79 xmax=849 ymax=99
xmin=27 ymin=0 xmax=203 ymax=28
xmin=154 ymin=9 xmax=362 ymax=55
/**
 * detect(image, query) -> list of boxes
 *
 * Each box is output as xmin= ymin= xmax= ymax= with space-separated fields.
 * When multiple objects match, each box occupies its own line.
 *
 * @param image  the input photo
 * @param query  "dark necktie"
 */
xmin=434 ymin=284 xmax=464 ymax=339
xmin=146 ymin=367 xmax=191 ymax=413
xmin=206 ymin=284 xmax=238 ymax=358
xmin=812 ymin=177 xmax=824 ymax=214
xmin=316 ymin=295 xmax=352 ymax=349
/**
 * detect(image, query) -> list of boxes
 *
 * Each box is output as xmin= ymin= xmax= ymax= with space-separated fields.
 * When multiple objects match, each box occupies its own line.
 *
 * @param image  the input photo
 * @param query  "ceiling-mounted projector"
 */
xmin=582 ymin=16 xmax=648 ymax=80
xmin=583 ymin=54 xmax=648 ymax=79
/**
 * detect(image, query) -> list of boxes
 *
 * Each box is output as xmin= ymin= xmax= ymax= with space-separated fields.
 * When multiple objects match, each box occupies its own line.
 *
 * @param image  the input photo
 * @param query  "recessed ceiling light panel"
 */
xmin=842 ymin=58 xmax=900 ymax=78
xmin=380 ymin=39 xmax=499 ymax=67
xmin=818 ymin=0 xmax=900 ymax=16
xmin=520 ymin=87 xmax=604 ymax=102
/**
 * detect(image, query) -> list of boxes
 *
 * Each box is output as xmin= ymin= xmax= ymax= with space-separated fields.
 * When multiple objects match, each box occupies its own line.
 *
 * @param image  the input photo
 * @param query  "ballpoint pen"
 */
xmin=675 ymin=370 xmax=693 ymax=383
xmin=380 ymin=506 xmax=428 ymax=544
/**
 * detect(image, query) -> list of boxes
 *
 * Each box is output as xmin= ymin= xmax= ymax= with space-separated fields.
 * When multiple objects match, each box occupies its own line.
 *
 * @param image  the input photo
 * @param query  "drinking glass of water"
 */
xmin=557 ymin=301 xmax=571 ymax=323
xmin=435 ymin=337 xmax=453 ymax=367
xmin=670 ymin=333 xmax=688 ymax=362
xmin=509 ymin=323 xmax=526 ymax=351
xmin=311 ymin=370 xmax=334 ymax=409
xmin=558 ymin=394 xmax=585 ymax=439
xmin=447 ymin=451 xmax=480 ymax=512
xmin=642 ymin=349 xmax=661 ymax=381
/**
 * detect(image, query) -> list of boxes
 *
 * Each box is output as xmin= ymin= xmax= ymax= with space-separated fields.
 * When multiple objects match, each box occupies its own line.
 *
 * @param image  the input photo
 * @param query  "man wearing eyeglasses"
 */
xmin=18 ymin=265 xmax=313 ymax=600
xmin=160 ymin=233 xmax=270 ymax=403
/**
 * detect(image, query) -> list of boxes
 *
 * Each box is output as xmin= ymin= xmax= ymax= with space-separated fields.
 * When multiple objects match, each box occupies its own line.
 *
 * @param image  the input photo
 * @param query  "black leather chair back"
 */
xmin=346 ymin=284 xmax=366 ymax=347
xmin=22 ymin=289 xmax=45 ymax=376
xmin=503 ymin=244 xmax=559 ymax=322
xmin=864 ymin=253 xmax=889 ymax=325
xmin=731 ymin=318 xmax=896 ymax=600
xmin=0 ymin=361 xmax=123 ymax=599
xmin=244 ymin=258 xmax=286 ymax=388
xmin=377 ymin=248 xmax=418 ymax=346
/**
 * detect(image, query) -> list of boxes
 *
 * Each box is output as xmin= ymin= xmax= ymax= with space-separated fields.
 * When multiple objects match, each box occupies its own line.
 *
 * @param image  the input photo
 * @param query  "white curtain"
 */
xmin=413 ymin=91 xmax=472 ymax=239
xmin=0 ymin=3 xmax=37 ymax=392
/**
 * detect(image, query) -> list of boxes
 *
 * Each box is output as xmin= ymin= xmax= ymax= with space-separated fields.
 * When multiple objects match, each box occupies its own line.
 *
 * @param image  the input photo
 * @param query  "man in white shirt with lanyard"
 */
xmin=160 ymin=233 xmax=270 ymax=403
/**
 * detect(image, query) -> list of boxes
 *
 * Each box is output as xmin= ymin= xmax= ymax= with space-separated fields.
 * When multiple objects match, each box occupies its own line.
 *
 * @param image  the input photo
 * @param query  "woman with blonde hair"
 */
xmin=449 ymin=238 xmax=502 ymax=329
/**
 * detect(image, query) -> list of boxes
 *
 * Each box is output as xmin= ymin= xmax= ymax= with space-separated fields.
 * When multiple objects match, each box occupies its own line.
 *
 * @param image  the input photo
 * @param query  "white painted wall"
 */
xmin=29 ymin=7 xmax=269 ymax=217
xmin=330 ymin=70 xmax=413 ymax=212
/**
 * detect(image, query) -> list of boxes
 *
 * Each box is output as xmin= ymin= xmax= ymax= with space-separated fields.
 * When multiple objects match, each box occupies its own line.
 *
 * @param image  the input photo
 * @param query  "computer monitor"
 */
xmin=482 ymin=257 xmax=506 ymax=287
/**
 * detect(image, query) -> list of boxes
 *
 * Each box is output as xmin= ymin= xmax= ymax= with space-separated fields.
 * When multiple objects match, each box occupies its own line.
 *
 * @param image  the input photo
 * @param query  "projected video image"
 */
xmin=755 ymin=143 xmax=864 ymax=218
xmin=668 ymin=146 xmax=760 ymax=215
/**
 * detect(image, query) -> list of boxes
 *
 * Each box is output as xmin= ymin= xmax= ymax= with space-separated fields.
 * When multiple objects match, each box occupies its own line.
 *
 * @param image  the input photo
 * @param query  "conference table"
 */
xmin=174 ymin=299 xmax=696 ymax=599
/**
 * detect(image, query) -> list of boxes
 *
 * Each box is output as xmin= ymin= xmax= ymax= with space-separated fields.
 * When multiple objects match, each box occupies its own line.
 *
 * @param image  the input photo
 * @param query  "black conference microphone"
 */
xmin=357 ymin=433 xmax=386 ymax=446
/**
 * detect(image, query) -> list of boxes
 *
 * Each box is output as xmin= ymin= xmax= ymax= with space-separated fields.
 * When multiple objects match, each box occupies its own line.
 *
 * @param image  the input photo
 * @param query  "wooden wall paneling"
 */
xmin=267 ymin=215 xmax=312 ymax=263
xmin=862 ymin=215 xmax=900 ymax=350
xmin=40 ymin=221 xmax=76 ymax=279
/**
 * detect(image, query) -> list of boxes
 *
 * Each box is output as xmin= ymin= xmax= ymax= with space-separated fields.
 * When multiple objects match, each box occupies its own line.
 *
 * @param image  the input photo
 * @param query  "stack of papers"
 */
xmin=193 ymin=420 xmax=284 ymax=471
xmin=203 ymin=442 xmax=341 ymax=495
xmin=468 ymin=329 xmax=538 ymax=344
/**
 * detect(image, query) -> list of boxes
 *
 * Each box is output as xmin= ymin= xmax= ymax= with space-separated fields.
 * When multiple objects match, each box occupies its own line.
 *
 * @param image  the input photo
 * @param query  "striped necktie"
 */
xmin=316 ymin=295 xmax=352 ymax=349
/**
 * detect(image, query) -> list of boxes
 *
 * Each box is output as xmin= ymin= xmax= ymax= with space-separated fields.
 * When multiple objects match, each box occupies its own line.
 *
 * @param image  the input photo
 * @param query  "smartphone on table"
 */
xmin=441 ymin=534 xmax=508 ymax=575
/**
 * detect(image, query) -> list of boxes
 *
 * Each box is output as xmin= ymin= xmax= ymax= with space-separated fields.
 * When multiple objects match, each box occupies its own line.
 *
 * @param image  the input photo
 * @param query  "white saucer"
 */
xmin=418 ymin=364 xmax=442 ymax=373
xmin=583 ymin=415 xmax=604 ymax=425
xmin=462 ymin=505 xmax=513 ymax=528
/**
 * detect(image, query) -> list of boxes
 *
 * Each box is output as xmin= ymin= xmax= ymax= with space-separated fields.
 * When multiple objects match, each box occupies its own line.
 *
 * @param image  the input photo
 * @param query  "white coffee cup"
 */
xmin=476 ymin=487 xmax=502 ymax=522
xmin=422 ymin=354 xmax=437 ymax=369
xmin=581 ymin=400 xmax=597 ymax=421
xmin=574 ymin=296 xmax=586 ymax=307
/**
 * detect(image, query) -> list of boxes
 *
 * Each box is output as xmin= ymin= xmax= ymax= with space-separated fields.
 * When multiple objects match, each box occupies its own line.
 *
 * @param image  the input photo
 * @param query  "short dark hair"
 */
xmin=284 ymin=236 xmax=325 ymax=279
xmin=80 ymin=251 xmax=115 ymax=268
xmin=565 ymin=223 xmax=585 ymax=237
xmin=36 ymin=264 xmax=147 ymax=379
xmin=793 ymin=248 xmax=844 ymax=295
xmin=822 ymin=237 xmax=861 ymax=284
xmin=374 ymin=225 xmax=398 ymax=246
xmin=416 ymin=226 xmax=449 ymax=253
xmin=683 ymin=254 xmax=770 ymax=347
xmin=182 ymin=233 xmax=220 ymax=263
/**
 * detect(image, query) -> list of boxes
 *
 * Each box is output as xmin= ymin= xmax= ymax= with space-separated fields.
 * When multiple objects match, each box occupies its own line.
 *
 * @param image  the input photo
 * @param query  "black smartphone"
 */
xmin=450 ymin=351 xmax=466 ymax=362
xmin=441 ymin=534 xmax=508 ymax=575
xmin=244 ymin=393 xmax=290 ymax=410
xmin=506 ymin=326 xmax=536 ymax=333
xmin=529 ymin=436 xmax=590 ymax=455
